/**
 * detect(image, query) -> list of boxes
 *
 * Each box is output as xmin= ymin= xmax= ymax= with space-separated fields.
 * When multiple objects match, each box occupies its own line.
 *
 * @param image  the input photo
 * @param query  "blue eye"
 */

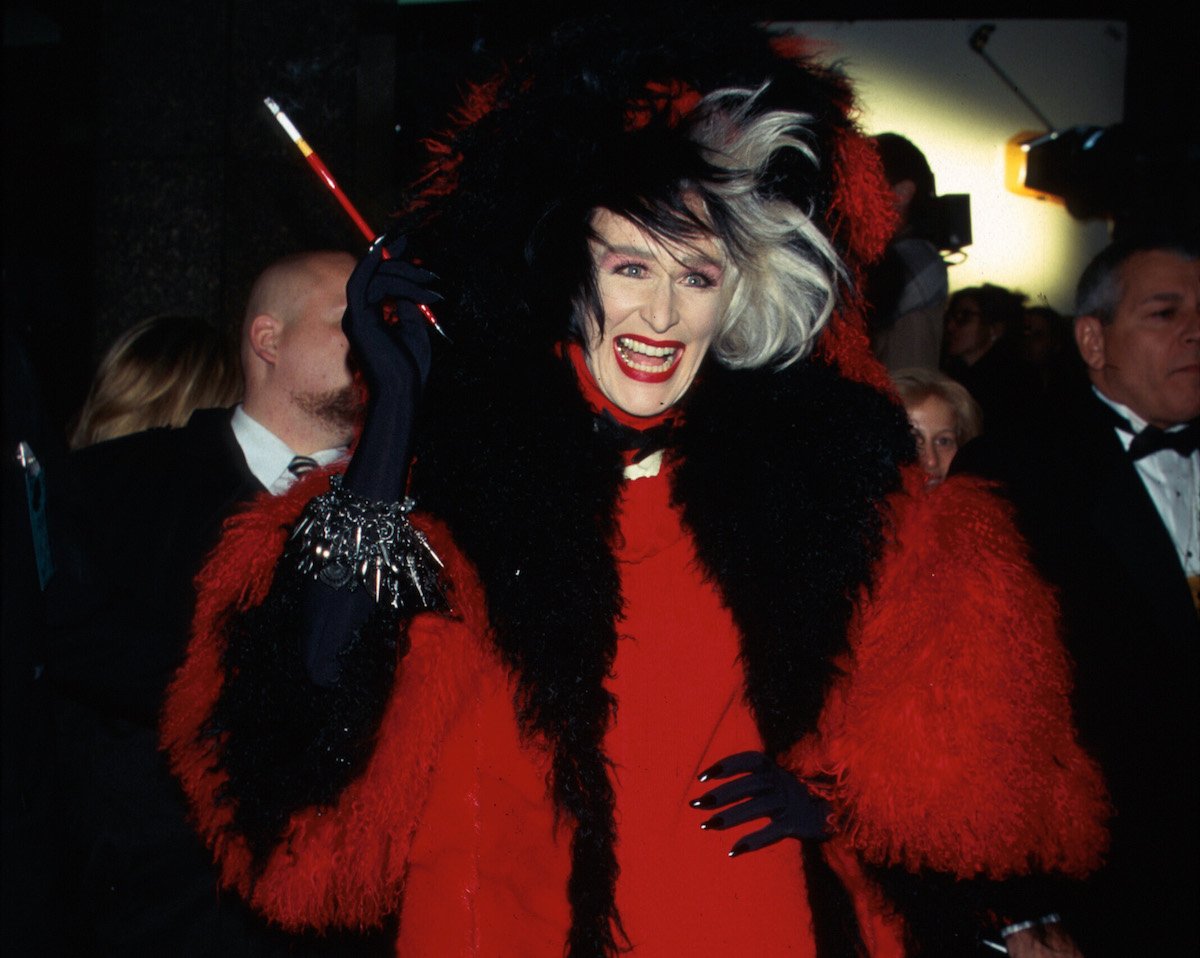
xmin=616 ymin=263 xmax=648 ymax=278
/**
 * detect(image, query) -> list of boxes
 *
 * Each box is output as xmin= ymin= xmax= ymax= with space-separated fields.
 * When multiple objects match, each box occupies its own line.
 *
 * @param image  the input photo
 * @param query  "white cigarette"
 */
xmin=263 ymin=96 xmax=306 ymax=149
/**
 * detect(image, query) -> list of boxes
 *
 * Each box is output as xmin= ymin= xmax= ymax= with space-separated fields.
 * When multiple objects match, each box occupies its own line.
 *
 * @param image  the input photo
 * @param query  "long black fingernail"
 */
xmin=729 ymin=842 xmax=748 ymax=858
xmin=698 ymin=763 xmax=722 ymax=782
xmin=690 ymin=794 xmax=716 ymax=809
xmin=700 ymin=815 xmax=723 ymax=830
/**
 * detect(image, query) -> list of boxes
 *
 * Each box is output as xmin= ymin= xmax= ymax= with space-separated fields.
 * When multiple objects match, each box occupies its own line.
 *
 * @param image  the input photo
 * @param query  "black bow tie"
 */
xmin=1127 ymin=419 xmax=1200 ymax=461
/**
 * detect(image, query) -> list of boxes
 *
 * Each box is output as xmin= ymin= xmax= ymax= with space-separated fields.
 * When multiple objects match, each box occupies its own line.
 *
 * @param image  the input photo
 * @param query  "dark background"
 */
xmin=5 ymin=0 xmax=1197 ymax=441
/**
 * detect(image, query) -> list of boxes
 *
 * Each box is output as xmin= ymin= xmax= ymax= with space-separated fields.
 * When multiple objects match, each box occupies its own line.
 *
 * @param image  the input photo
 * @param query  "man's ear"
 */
xmin=248 ymin=313 xmax=280 ymax=366
xmin=1074 ymin=315 xmax=1106 ymax=372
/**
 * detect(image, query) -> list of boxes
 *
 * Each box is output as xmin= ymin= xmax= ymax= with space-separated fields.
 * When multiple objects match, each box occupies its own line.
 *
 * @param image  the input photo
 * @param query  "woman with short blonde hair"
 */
xmin=893 ymin=366 xmax=983 ymax=485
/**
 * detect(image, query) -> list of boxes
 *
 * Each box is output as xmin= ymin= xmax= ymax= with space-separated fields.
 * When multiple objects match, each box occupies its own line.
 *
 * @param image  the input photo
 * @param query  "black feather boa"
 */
xmin=411 ymin=341 xmax=914 ymax=955
xmin=207 ymin=559 xmax=406 ymax=867
xmin=416 ymin=340 xmax=630 ymax=956
xmin=674 ymin=360 xmax=913 ymax=754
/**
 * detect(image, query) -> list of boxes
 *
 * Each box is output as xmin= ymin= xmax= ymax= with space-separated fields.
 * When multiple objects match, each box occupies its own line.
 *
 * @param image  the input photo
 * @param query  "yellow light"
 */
xmin=1005 ymin=131 xmax=1064 ymax=205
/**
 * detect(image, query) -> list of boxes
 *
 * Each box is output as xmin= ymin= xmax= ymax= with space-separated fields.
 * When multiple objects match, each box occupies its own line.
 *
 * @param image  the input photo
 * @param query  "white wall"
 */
xmin=786 ymin=19 xmax=1126 ymax=312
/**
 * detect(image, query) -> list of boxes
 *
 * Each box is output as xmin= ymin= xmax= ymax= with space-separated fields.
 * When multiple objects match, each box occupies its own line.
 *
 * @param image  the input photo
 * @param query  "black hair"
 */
xmin=873 ymin=132 xmax=937 ymax=232
xmin=949 ymin=283 xmax=1026 ymax=330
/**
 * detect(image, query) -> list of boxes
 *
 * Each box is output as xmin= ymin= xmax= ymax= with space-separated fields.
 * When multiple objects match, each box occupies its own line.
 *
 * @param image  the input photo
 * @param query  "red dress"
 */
xmin=603 ymin=453 xmax=906 ymax=955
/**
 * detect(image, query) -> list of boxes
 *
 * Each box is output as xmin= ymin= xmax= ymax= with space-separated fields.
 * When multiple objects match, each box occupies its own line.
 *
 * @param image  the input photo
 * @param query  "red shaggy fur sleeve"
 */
xmin=161 ymin=473 xmax=495 ymax=930
xmin=792 ymin=467 xmax=1109 ymax=880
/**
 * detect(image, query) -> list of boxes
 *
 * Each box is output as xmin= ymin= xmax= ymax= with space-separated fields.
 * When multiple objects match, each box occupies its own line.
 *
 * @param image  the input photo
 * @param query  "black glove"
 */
xmin=299 ymin=233 xmax=441 ymax=687
xmin=340 ymin=232 xmax=441 ymax=503
xmin=690 ymin=750 xmax=831 ymax=857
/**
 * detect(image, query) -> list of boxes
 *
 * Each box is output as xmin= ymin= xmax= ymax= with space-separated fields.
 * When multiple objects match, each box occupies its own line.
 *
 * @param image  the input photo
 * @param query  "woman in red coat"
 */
xmin=164 ymin=14 xmax=1106 ymax=957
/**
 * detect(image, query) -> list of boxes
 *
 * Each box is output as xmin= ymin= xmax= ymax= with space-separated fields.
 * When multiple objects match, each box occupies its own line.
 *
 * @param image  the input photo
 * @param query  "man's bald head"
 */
xmin=242 ymin=250 xmax=357 ymax=338
xmin=240 ymin=250 xmax=361 ymax=453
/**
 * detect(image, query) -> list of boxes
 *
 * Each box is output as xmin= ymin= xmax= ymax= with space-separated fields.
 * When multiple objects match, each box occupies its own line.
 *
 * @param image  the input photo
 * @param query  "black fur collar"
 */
xmin=412 ymin=342 xmax=913 ymax=955
xmin=212 ymin=336 xmax=913 ymax=957
xmin=417 ymin=347 xmax=912 ymax=755
xmin=674 ymin=359 xmax=913 ymax=754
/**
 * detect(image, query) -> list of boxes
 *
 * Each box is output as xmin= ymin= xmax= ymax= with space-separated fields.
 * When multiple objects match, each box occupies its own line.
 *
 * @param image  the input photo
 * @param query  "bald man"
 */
xmin=46 ymin=251 xmax=388 ymax=956
xmin=237 ymin=250 xmax=361 ymax=475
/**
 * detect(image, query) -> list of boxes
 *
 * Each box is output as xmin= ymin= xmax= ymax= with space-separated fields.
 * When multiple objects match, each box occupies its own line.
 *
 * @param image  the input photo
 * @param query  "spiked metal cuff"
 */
xmin=286 ymin=475 xmax=445 ymax=611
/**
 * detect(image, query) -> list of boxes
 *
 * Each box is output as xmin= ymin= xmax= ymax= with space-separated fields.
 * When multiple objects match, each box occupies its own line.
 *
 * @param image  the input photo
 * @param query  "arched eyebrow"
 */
xmin=677 ymin=251 xmax=725 ymax=272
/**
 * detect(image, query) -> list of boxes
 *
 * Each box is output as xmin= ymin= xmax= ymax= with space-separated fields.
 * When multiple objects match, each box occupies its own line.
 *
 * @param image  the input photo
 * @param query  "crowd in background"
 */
xmin=888 ymin=284 xmax=1086 ymax=484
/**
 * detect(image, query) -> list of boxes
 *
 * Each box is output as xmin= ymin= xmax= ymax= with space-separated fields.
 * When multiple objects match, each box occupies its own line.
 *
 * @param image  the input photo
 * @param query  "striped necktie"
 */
xmin=287 ymin=455 xmax=319 ymax=478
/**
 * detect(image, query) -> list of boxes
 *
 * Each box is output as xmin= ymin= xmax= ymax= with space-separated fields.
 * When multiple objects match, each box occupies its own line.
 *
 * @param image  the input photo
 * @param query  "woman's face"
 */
xmin=943 ymin=295 xmax=994 ymax=365
xmin=907 ymin=394 xmax=960 ymax=486
xmin=582 ymin=209 xmax=730 ymax=417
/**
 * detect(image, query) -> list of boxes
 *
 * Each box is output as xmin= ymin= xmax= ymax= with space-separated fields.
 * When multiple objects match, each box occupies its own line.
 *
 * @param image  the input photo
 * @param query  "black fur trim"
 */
xmin=804 ymin=842 xmax=868 ymax=957
xmin=674 ymin=359 xmax=913 ymax=755
xmin=206 ymin=565 xmax=407 ymax=868
xmin=398 ymin=14 xmax=912 ymax=949
xmin=676 ymin=360 xmax=911 ymax=955
xmin=413 ymin=349 xmax=912 ymax=958
xmin=416 ymin=344 xmax=628 ymax=957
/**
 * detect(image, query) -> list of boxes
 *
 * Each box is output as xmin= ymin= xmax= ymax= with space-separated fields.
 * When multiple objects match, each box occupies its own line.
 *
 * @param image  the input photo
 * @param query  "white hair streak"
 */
xmin=689 ymin=84 xmax=847 ymax=369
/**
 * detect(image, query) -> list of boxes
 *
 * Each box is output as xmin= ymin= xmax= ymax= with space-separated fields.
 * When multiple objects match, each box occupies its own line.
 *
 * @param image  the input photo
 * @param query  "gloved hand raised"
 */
xmin=294 ymin=233 xmax=443 ymax=687
xmin=340 ymin=232 xmax=441 ymax=503
xmin=691 ymin=750 xmax=831 ymax=857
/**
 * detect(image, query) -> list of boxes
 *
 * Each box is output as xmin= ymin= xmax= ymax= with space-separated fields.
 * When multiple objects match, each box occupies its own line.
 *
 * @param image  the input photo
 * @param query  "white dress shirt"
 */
xmin=229 ymin=405 xmax=348 ymax=496
xmin=1094 ymin=388 xmax=1200 ymax=577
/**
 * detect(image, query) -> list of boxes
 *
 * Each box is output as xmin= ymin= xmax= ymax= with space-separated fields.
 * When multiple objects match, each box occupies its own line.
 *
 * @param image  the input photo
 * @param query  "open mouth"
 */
xmin=613 ymin=334 xmax=684 ymax=383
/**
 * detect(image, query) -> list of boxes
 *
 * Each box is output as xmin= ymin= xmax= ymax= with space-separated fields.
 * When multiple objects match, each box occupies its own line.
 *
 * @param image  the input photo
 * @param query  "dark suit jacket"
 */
xmin=952 ymin=389 xmax=1199 ymax=956
xmin=49 ymin=407 xmax=264 ymax=723
xmin=46 ymin=409 xmax=390 ymax=957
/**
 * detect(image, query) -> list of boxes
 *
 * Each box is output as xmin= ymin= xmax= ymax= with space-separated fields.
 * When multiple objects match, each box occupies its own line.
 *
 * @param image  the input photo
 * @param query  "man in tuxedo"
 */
xmin=47 ymin=250 xmax=391 ymax=956
xmin=953 ymin=239 xmax=1199 ymax=955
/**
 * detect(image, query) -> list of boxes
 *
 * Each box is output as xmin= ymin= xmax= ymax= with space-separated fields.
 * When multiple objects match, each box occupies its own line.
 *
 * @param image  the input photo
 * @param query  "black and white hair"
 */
xmin=690 ymin=85 xmax=846 ymax=368
xmin=567 ymin=85 xmax=846 ymax=370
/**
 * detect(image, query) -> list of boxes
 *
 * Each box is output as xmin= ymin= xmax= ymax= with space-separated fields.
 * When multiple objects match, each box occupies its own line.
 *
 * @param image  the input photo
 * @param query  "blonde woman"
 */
xmin=893 ymin=367 xmax=983 ymax=486
xmin=70 ymin=314 xmax=242 ymax=449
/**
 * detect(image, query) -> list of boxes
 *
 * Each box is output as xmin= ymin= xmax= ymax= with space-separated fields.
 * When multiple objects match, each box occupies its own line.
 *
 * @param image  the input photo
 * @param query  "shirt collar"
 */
xmin=1092 ymin=386 xmax=1148 ymax=440
xmin=230 ymin=405 xmax=347 ymax=492
xmin=1092 ymin=387 xmax=1195 ymax=465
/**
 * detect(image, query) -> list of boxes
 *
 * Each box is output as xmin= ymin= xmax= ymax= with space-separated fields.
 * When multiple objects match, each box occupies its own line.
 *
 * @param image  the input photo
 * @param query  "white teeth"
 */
xmin=617 ymin=336 xmax=675 ymax=358
xmin=619 ymin=338 xmax=676 ymax=372
xmin=616 ymin=337 xmax=678 ymax=373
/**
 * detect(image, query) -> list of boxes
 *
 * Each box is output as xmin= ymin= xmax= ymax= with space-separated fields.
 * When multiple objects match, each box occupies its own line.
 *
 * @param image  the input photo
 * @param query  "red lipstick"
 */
xmin=612 ymin=334 xmax=684 ymax=383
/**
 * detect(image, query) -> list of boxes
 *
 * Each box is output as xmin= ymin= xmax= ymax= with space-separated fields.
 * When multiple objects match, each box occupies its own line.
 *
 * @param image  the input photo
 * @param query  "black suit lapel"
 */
xmin=1078 ymin=395 xmax=1199 ymax=642
xmin=181 ymin=408 xmax=267 ymax=524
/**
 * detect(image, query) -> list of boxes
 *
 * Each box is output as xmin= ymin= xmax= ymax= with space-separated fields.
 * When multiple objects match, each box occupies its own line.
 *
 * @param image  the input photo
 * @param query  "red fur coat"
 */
xmin=162 ymin=463 xmax=1108 ymax=955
